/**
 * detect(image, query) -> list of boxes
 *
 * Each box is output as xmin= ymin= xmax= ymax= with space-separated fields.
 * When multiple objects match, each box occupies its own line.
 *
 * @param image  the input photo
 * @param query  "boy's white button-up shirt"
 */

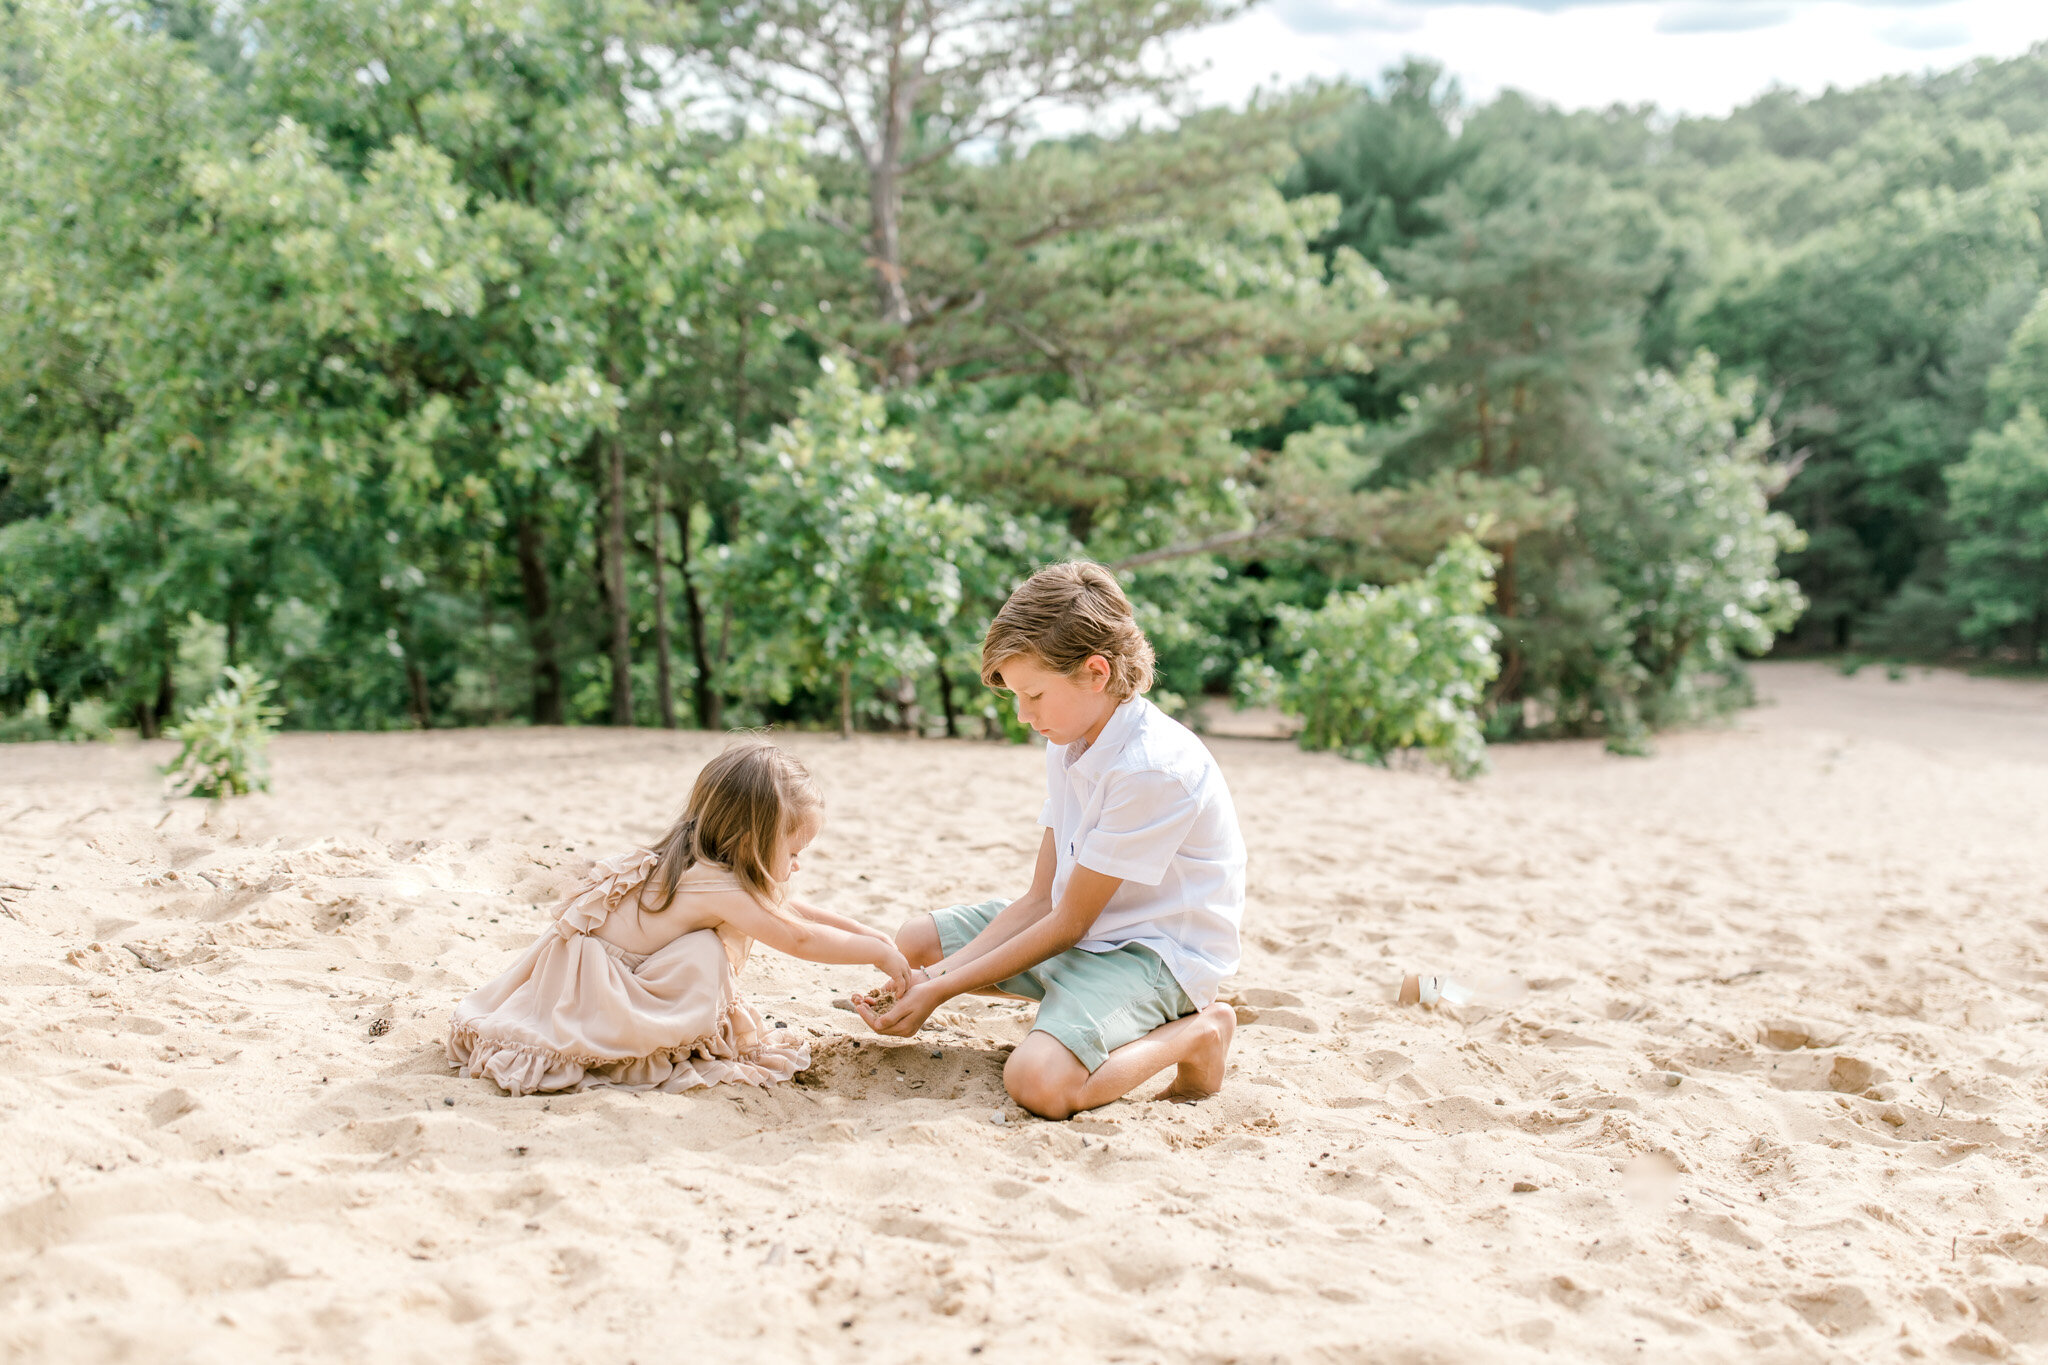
xmin=1040 ymin=696 xmax=1246 ymax=1007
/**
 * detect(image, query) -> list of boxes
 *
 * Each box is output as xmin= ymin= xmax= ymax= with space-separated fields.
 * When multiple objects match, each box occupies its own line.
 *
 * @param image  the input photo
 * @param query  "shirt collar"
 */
xmin=1066 ymin=697 xmax=1145 ymax=782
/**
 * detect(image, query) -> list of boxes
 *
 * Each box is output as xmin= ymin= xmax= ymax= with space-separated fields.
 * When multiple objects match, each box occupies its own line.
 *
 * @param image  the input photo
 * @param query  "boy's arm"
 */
xmin=923 ymin=829 xmax=1058 ymax=975
xmin=861 ymin=863 xmax=1122 ymax=1037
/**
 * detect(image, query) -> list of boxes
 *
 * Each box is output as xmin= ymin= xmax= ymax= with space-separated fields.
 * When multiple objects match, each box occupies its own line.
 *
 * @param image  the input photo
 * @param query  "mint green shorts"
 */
xmin=930 ymin=899 xmax=1196 ymax=1073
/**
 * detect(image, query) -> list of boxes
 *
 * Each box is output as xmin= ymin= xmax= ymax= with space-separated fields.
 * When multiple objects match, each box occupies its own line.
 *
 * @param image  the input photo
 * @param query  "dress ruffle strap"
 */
xmin=552 ymin=846 xmax=662 ymax=939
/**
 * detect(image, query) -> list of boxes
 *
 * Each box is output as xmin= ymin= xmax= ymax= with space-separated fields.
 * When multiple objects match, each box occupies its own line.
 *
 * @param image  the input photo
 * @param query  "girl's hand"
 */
xmin=872 ymin=941 xmax=913 ymax=997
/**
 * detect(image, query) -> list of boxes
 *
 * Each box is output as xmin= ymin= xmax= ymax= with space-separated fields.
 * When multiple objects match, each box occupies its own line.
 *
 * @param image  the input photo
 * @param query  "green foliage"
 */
xmin=0 ymin=0 xmax=812 ymax=735
xmin=0 ymin=690 xmax=55 ymax=742
xmin=1274 ymin=537 xmax=1500 ymax=778
xmin=1945 ymin=405 xmax=2048 ymax=660
xmin=162 ymin=666 xmax=285 ymax=797
xmin=26 ymin=0 xmax=2010 ymax=746
xmin=63 ymin=696 xmax=117 ymax=741
xmin=1691 ymin=178 xmax=2045 ymax=645
xmin=711 ymin=362 xmax=992 ymax=735
xmin=1590 ymin=356 xmax=1807 ymax=727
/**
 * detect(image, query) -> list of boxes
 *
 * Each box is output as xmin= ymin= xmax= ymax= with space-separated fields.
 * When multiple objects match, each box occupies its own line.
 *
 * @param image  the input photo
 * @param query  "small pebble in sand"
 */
xmin=1513 ymin=1181 xmax=1538 ymax=1193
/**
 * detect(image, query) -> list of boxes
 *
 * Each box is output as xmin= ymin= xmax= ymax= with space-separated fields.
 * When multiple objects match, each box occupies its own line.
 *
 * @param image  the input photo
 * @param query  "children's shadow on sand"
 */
xmin=793 ymin=1032 xmax=1016 ymax=1106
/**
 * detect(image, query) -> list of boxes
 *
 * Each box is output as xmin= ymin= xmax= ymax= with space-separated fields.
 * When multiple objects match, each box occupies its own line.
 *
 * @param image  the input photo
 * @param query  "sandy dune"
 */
xmin=3 ymin=661 xmax=2046 ymax=1363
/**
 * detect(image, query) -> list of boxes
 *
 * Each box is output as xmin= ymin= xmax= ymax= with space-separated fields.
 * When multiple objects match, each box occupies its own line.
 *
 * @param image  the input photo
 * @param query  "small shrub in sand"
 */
xmin=163 ymin=667 xmax=284 ymax=798
xmin=0 ymin=691 xmax=56 ymax=742
xmin=1274 ymin=536 xmax=1500 ymax=779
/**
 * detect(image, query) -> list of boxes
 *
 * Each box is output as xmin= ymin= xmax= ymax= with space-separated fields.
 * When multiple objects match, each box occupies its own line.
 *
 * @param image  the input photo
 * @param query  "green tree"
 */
xmin=1372 ymin=164 xmax=1666 ymax=722
xmin=1691 ymin=178 xmax=2046 ymax=648
xmin=0 ymin=0 xmax=812 ymax=737
xmin=701 ymin=0 xmax=1233 ymax=384
xmin=1588 ymin=356 xmax=1807 ymax=734
xmin=712 ymin=361 xmax=988 ymax=736
xmin=1946 ymin=405 xmax=2048 ymax=661
xmin=0 ymin=2 xmax=231 ymax=733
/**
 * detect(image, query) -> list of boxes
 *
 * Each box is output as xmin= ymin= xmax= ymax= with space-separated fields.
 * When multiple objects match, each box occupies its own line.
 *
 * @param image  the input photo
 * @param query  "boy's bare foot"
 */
xmin=1154 ymin=1002 xmax=1235 ymax=1103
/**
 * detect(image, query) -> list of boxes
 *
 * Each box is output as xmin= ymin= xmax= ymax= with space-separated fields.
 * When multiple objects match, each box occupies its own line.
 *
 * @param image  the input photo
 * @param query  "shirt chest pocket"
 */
xmin=1066 ymin=784 xmax=1110 ymax=868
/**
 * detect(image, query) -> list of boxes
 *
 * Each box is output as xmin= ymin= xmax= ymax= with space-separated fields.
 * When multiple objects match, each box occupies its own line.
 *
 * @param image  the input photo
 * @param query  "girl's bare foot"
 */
xmin=1154 ymin=1002 xmax=1235 ymax=1103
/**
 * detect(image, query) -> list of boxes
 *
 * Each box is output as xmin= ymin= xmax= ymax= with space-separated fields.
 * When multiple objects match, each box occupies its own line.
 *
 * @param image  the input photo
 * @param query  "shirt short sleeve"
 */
xmin=1077 ymin=768 xmax=1200 ymax=886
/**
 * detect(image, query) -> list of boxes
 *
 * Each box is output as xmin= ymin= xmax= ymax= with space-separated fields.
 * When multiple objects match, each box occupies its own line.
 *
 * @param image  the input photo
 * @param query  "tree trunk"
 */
xmin=138 ymin=646 xmax=174 ymax=739
xmin=404 ymin=655 xmax=432 ymax=729
xmin=603 ymin=435 xmax=633 ymax=726
xmin=868 ymin=28 xmax=917 ymax=386
xmin=871 ymin=165 xmax=915 ymax=384
xmin=479 ymin=545 xmax=499 ymax=719
xmin=1496 ymin=537 xmax=1518 ymax=621
xmin=648 ymin=479 xmax=677 ymax=730
xmin=514 ymin=512 xmax=564 ymax=725
xmin=1504 ymin=381 xmax=1527 ymax=469
xmin=936 ymin=662 xmax=958 ymax=738
xmin=839 ymin=663 xmax=853 ymax=739
xmin=1474 ymin=384 xmax=1495 ymax=476
xmin=731 ymin=308 xmax=752 ymax=454
xmin=1493 ymin=537 xmax=1524 ymax=702
xmin=671 ymin=495 xmax=721 ymax=730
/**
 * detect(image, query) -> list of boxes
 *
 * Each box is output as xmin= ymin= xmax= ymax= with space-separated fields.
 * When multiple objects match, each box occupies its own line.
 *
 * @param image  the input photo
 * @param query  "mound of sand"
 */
xmin=3 ymin=662 xmax=2046 ymax=1362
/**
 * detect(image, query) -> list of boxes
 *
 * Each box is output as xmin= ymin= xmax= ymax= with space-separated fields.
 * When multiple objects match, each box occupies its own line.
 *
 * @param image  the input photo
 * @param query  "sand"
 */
xmin=3 ymin=661 xmax=2046 ymax=1363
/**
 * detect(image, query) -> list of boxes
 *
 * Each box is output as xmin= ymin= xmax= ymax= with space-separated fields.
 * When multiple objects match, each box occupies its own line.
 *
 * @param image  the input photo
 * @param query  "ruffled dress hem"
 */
xmin=447 ymin=1016 xmax=810 ymax=1096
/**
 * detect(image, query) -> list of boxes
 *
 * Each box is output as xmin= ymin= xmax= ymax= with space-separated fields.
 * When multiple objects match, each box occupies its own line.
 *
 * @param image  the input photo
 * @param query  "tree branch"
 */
xmin=1112 ymin=523 xmax=1283 ymax=572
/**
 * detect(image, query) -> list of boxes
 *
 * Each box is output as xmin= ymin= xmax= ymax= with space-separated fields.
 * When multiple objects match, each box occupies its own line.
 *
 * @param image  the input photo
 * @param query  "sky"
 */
xmin=1165 ymin=0 xmax=2048 ymax=117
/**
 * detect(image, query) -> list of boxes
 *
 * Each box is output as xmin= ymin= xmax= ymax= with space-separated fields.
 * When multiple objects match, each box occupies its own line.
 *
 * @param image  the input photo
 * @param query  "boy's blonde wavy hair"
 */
xmin=643 ymin=740 xmax=821 ymax=915
xmin=979 ymin=561 xmax=1156 ymax=700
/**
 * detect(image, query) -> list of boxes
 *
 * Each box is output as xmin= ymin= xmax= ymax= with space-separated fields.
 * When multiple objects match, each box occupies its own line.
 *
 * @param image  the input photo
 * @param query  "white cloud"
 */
xmin=1166 ymin=1 xmax=2048 ymax=116
xmin=1270 ymin=1 xmax=1427 ymax=34
xmin=1880 ymin=18 xmax=1972 ymax=49
xmin=1656 ymin=4 xmax=1794 ymax=34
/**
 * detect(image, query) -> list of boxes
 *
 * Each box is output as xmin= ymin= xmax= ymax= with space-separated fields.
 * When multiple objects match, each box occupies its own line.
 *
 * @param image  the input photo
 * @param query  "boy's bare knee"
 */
xmin=1004 ymin=1066 xmax=1073 ymax=1121
xmin=895 ymin=915 xmax=942 ymax=968
xmin=1003 ymin=1038 xmax=1082 ymax=1121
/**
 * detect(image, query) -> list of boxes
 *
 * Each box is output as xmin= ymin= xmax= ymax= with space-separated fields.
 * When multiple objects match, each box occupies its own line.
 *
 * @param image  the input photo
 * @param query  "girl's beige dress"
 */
xmin=447 ymin=849 xmax=811 ymax=1095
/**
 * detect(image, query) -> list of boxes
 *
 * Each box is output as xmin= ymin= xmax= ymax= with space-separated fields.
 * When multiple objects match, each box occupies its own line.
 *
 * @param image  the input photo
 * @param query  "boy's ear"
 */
xmin=1083 ymin=655 xmax=1113 ymax=691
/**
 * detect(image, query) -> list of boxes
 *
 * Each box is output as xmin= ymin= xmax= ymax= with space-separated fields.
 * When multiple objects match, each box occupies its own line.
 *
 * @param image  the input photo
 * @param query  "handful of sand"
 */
xmin=832 ymin=988 xmax=896 ymax=1015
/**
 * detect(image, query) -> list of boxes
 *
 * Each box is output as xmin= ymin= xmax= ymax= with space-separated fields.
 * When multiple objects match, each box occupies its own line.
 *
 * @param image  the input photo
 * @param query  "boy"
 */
xmin=856 ymin=561 xmax=1245 ymax=1119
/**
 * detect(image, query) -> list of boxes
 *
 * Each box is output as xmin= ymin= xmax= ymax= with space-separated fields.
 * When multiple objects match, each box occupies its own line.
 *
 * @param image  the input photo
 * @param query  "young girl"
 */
xmin=449 ymin=740 xmax=908 ymax=1096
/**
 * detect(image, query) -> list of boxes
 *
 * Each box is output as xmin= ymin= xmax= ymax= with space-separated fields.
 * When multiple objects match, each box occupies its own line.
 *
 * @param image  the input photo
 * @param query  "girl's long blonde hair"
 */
xmin=643 ymin=741 xmax=821 ymax=914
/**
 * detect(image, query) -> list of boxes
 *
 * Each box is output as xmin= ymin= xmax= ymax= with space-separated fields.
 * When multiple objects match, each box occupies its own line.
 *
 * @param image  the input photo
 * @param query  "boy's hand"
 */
xmin=855 ymin=976 xmax=945 ymax=1037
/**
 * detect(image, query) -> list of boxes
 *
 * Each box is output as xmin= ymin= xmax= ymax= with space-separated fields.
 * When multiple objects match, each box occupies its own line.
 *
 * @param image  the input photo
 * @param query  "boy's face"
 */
xmin=998 ymin=653 xmax=1120 ymax=748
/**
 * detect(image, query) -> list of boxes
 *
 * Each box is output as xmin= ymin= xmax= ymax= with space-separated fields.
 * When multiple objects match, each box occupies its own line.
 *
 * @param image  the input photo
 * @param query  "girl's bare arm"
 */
xmin=787 ymin=897 xmax=892 ymax=941
xmin=714 ymin=893 xmax=910 ymax=990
